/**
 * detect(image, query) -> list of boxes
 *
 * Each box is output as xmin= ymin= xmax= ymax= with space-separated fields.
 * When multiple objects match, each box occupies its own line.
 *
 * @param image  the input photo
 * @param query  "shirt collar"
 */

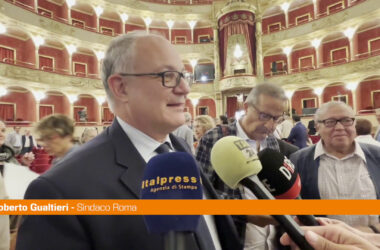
xmin=236 ymin=117 xmax=267 ymax=150
xmin=314 ymin=139 xmax=366 ymax=162
xmin=116 ymin=117 xmax=172 ymax=163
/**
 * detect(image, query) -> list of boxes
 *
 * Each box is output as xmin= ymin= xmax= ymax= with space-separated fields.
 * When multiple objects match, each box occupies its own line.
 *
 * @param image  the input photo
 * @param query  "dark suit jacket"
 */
xmin=16 ymin=120 xmax=242 ymax=250
xmin=287 ymin=122 xmax=308 ymax=149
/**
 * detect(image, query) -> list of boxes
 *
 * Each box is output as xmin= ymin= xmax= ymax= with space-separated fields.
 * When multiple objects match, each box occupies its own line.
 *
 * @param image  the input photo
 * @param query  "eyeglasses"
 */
xmin=318 ymin=117 xmax=355 ymax=128
xmin=251 ymin=104 xmax=284 ymax=122
xmin=119 ymin=71 xmax=193 ymax=88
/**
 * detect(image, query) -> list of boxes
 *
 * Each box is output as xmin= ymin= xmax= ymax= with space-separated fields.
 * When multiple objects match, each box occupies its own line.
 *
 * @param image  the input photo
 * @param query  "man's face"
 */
xmin=241 ymin=94 xmax=285 ymax=141
xmin=39 ymin=134 xmax=72 ymax=157
xmin=122 ymin=37 xmax=190 ymax=136
xmin=15 ymin=127 xmax=21 ymax=133
xmin=316 ymin=106 xmax=356 ymax=151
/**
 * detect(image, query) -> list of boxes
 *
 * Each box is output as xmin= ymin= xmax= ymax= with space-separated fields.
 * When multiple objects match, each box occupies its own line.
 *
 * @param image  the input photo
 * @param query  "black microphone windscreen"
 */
xmin=257 ymin=148 xmax=300 ymax=199
xmin=141 ymin=152 xmax=202 ymax=234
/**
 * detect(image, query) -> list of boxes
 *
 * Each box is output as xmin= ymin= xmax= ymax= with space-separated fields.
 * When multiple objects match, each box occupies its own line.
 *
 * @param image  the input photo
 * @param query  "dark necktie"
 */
xmin=154 ymin=142 xmax=216 ymax=250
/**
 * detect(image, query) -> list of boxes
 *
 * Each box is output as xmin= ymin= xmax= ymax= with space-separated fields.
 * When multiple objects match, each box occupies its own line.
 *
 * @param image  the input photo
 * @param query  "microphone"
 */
xmin=210 ymin=136 xmax=314 ymax=250
xmin=0 ymin=145 xmax=15 ymax=162
xmin=141 ymin=152 xmax=203 ymax=250
xmin=257 ymin=148 xmax=320 ymax=226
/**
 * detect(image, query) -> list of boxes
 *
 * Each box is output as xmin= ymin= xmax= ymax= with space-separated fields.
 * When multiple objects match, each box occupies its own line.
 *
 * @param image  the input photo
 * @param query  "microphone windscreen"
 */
xmin=210 ymin=136 xmax=262 ymax=189
xmin=257 ymin=148 xmax=300 ymax=199
xmin=141 ymin=152 xmax=202 ymax=233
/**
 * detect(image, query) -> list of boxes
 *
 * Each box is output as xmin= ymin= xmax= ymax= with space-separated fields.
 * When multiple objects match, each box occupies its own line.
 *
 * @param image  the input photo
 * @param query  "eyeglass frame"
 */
xmin=250 ymin=104 xmax=284 ymax=122
xmin=317 ymin=117 xmax=355 ymax=128
xmin=119 ymin=70 xmax=193 ymax=88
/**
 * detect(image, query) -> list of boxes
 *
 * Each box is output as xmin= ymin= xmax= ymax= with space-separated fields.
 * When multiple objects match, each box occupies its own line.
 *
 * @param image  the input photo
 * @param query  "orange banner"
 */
xmin=0 ymin=200 xmax=379 ymax=215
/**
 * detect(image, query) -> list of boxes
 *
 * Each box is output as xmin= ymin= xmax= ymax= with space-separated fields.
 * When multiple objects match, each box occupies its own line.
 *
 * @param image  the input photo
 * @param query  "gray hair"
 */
xmin=184 ymin=112 xmax=192 ymax=122
xmin=314 ymin=101 xmax=355 ymax=122
xmin=244 ymin=82 xmax=287 ymax=106
xmin=101 ymin=31 xmax=165 ymax=112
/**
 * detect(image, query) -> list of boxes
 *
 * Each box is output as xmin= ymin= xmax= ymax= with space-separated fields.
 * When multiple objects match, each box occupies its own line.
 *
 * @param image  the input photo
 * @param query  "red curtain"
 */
xmin=219 ymin=11 xmax=256 ymax=76
xmin=103 ymin=107 xmax=114 ymax=122
xmin=39 ymin=56 xmax=53 ymax=71
xmin=300 ymin=56 xmax=313 ymax=70
xmin=304 ymin=99 xmax=315 ymax=108
xmin=374 ymin=92 xmax=380 ymax=109
xmin=0 ymin=104 xmax=15 ymax=121
xmin=0 ymin=47 xmax=14 ymax=63
xmin=226 ymin=97 xmax=238 ymax=118
xmin=39 ymin=105 xmax=53 ymax=119
xmin=332 ymin=48 xmax=347 ymax=63
xmin=74 ymin=63 xmax=86 ymax=76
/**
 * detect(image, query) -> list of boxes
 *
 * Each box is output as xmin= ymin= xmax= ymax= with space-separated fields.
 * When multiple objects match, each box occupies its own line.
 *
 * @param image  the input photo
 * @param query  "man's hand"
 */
xmin=20 ymin=152 xmax=35 ymax=166
xmin=280 ymin=224 xmax=378 ymax=250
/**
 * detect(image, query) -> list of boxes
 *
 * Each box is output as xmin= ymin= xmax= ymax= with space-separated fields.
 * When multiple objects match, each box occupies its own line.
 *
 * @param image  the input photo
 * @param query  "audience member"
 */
xmin=16 ymin=32 xmax=242 ymax=250
xmin=290 ymin=101 xmax=380 ymax=229
xmin=219 ymin=115 xmax=228 ymax=125
xmin=374 ymin=108 xmax=380 ymax=142
xmin=34 ymin=114 xmax=76 ymax=165
xmin=196 ymin=82 xmax=298 ymax=249
xmin=287 ymin=115 xmax=308 ymax=148
xmin=5 ymin=126 xmax=22 ymax=154
xmin=307 ymin=120 xmax=317 ymax=135
xmin=193 ymin=115 xmax=215 ymax=148
xmin=276 ymin=114 xmax=293 ymax=139
xmin=355 ymin=118 xmax=380 ymax=147
xmin=20 ymin=129 xmax=37 ymax=155
xmin=80 ymin=127 xmax=98 ymax=144
xmin=173 ymin=112 xmax=195 ymax=153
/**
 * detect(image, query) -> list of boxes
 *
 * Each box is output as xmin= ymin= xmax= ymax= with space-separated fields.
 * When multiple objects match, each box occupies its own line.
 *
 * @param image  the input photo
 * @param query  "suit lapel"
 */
xmin=109 ymin=120 xmax=147 ymax=198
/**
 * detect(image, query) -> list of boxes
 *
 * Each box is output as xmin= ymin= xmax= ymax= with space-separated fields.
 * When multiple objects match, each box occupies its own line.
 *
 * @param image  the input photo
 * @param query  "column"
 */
xmin=312 ymin=39 xmax=321 ymax=69
xmin=36 ymin=101 xmax=40 ymax=122
xmin=68 ymin=54 xmax=73 ymax=74
xmin=215 ymin=93 xmax=223 ymax=118
xmin=281 ymin=3 xmax=290 ymax=28
xmin=349 ymin=39 xmax=354 ymax=61
xmin=313 ymin=0 xmax=319 ymax=19
xmin=351 ymin=89 xmax=357 ymax=113
xmin=213 ymin=25 xmax=221 ymax=81
xmin=34 ymin=0 xmax=38 ymax=12
xmin=256 ymin=16 xmax=264 ymax=80
xmin=120 ymin=14 xmax=128 ymax=34
xmin=94 ymin=6 xmax=103 ymax=33
xmin=68 ymin=8 xmax=72 ymax=24
xmin=35 ymin=48 xmax=39 ymax=69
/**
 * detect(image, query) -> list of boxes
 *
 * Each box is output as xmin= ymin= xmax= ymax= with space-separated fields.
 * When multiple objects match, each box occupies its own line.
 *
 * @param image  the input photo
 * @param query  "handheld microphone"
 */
xmin=141 ymin=152 xmax=203 ymax=250
xmin=257 ymin=148 xmax=320 ymax=226
xmin=210 ymin=136 xmax=314 ymax=250
xmin=0 ymin=145 xmax=15 ymax=162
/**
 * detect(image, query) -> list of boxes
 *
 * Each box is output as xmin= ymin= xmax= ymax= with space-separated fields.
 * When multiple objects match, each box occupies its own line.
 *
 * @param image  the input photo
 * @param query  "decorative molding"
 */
xmin=219 ymin=75 xmax=259 ymax=91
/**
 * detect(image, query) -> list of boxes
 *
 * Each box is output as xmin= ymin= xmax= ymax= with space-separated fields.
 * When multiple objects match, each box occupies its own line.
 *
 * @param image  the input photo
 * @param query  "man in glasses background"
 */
xmin=290 ymin=101 xmax=380 ymax=233
xmin=195 ymin=82 xmax=299 ymax=250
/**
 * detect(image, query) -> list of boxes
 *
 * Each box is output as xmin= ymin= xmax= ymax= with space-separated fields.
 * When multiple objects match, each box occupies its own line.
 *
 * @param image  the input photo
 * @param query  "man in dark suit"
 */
xmin=287 ymin=115 xmax=308 ymax=148
xmin=16 ymin=32 xmax=242 ymax=250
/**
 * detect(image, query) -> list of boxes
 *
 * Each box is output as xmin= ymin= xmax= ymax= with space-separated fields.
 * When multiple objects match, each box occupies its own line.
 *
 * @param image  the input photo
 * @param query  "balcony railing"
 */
xmin=5 ymin=0 xmax=213 ymax=42
xmin=265 ymin=49 xmax=380 ymax=78
xmin=263 ymin=0 xmax=366 ymax=35
xmin=1 ymin=58 xmax=101 ymax=79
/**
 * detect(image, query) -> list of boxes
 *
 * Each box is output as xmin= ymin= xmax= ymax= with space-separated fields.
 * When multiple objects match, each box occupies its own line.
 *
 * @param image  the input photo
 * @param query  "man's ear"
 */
xmin=107 ymin=75 xmax=128 ymax=102
xmin=243 ymin=103 xmax=249 ymax=112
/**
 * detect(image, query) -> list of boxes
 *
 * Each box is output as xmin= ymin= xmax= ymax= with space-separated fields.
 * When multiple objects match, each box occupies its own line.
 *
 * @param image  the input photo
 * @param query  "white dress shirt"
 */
xmin=236 ymin=119 xmax=278 ymax=250
xmin=315 ymin=140 xmax=378 ymax=226
xmin=116 ymin=117 xmax=222 ymax=250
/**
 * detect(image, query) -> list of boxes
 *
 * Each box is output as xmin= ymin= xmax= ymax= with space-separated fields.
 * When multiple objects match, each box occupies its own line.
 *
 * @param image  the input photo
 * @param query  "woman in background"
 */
xmin=193 ymin=115 xmax=216 ymax=148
